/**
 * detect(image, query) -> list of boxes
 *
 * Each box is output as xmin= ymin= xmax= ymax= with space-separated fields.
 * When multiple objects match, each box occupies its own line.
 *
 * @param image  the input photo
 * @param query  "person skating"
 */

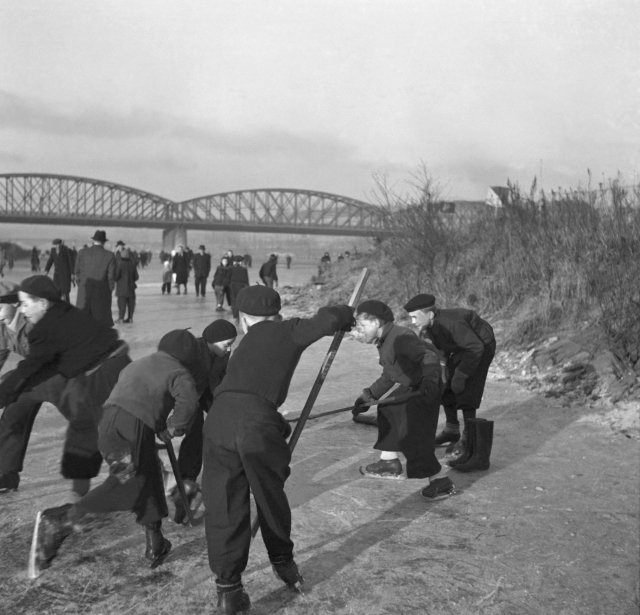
xmin=258 ymin=253 xmax=279 ymax=288
xmin=30 ymin=328 xmax=202 ymax=576
xmin=202 ymin=285 xmax=354 ymax=613
xmin=0 ymin=280 xmax=35 ymax=493
xmin=0 ymin=275 xmax=131 ymax=500
xmin=114 ymin=248 xmax=138 ymax=323
xmin=44 ymin=239 xmax=74 ymax=303
xmin=350 ymin=300 xmax=455 ymax=501
xmin=193 ymin=245 xmax=212 ymax=299
xmin=171 ymin=319 xmax=237 ymax=524
xmin=404 ymin=293 xmax=496 ymax=472
xmin=212 ymin=256 xmax=232 ymax=311
xmin=228 ymin=255 xmax=249 ymax=324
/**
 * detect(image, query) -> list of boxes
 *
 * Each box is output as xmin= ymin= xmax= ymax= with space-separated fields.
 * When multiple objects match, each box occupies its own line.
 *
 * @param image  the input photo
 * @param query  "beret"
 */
xmin=235 ymin=286 xmax=281 ymax=316
xmin=19 ymin=275 xmax=62 ymax=302
xmin=356 ymin=299 xmax=394 ymax=323
xmin=403 ymin=294 xmax=436 ymax=312
xmin=0 ymin=281 xmax=19 ymax=304
xmin=202 ymin=319 xmax=237 ymax=343
xmin=52 ymin=238 xmax=62 ymax=245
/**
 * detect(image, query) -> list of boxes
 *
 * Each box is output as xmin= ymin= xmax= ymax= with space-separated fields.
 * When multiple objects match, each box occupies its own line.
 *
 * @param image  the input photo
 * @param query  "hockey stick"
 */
xmin=159 ymin=432 xmax=194 ymax=527
xmin=250 ymin=267 xmax=369 ymax=539
xmin=286 ymin=391 xmax=423 ymax=422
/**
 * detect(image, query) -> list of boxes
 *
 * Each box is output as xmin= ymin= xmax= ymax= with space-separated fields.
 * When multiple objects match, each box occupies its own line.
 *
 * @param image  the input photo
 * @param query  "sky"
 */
xmin=1 ymin=0 xmax=638 ymax=204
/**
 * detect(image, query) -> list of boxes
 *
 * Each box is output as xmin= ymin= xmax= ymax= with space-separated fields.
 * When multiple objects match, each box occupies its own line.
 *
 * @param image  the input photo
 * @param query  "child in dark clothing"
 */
xmin=29 ymin=329 xmax=201 ymax=577
xmin=202 ymin=286 xmax=354 ymax=613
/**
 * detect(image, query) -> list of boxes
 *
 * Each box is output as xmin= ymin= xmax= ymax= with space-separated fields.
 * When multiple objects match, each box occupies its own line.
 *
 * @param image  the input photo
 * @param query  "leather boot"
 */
xmin=144 ymin=521 xmax=172 ymax=569
xmin=435 ymin=423 xmax=460 ymax=446
xmin=452 ymin=419 xmax=493 ymax=472
xmin=447 ymin=418 xmax=474 ymax=467
xmin=216 ymin=580 xmax=251 ymax=614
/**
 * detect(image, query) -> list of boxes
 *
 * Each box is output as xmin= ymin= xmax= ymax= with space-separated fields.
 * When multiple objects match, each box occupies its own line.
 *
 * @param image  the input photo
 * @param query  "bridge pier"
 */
xmin=162 ymin=226 xmax=188 ymax=252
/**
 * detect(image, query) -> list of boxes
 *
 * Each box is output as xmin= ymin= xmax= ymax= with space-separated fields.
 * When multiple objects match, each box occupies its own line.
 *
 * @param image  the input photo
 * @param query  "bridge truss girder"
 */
xmin=0 ymin=174 xmax=386 ymax=237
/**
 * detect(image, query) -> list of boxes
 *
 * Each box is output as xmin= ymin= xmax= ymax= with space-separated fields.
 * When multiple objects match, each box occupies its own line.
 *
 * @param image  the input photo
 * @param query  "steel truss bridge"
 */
xmin=0 ymin=173 xmax=387 ymax=237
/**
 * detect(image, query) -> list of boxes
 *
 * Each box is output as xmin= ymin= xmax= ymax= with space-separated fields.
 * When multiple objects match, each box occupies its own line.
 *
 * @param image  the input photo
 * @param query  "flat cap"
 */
xmin=403 ymin=293 xmax=436 ymax=312
xmin=19 ymin=275 xmax=62 ymax=302
xmin=356 ymin=299 xmax=394 ymax=323
xmin=235 ymin=286 xmax=281 ymax=316
xmin=202 ymin=319 xmax=237 ymax=343
xmin=0 ymin=281 xmax=19 ymax=304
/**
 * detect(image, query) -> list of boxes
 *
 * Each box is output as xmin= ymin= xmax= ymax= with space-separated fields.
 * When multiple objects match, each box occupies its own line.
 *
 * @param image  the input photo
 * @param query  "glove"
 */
xmin=352 ymin=388 xmax=375 ymax=416
xmin=450 ymin=370 xmax=468 ymax=395
xmin=279 ymin=413 xmax=292 ymax=439
xmin=333 ymin=304 xmax=356 ymax=332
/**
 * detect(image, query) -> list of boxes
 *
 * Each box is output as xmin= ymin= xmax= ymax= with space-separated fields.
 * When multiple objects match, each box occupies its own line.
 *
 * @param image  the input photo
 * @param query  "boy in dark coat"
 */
xmin=202 ymin=286 xmax=354 ymax=613
xmin=0 ymin=275 xmax=131 ymax=499
xmin=228 ymin=256 xmax=249 ymax=323
xmin=404 ymin=293 xmax=496 ymax=472
xmin=30 ymin=328 xmax=201 ymax=577
xmin=351 ymin=300 xmax=455 ymax=500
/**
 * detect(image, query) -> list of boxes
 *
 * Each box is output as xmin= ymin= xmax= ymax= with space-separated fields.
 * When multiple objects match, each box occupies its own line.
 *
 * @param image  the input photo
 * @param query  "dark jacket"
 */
xmin=115 ymin=254 xmax=139 ymax=298
xmin=259 ymin=257 xmax=278 ymax=284
xmin=367 ymin=323 xmax=441 ymax=400
xmin=74 ymin=244 xmax=116 ymax=307
xmin=0 ymin=302 xmax=120 ymax=406
xmin=215 ymin=306 xmax=352 ymax=408
xmin=104 ymin=351 xmax=198 ymax=435
xmin=172 ymin=252 xmax=190 ymax=284
xmin=423 ymin=308 xmax=496 ymax=409
xmin=212 ymin=262 xmax=231 ymax=287
xmin=193 ymin=252 xmax=212 ymax=278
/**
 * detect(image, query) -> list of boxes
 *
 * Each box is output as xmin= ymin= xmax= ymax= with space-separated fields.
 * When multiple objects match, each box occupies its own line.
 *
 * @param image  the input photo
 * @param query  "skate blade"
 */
xmin=359 ymin=467 xmax=406 ymax=480
xmin=287 ymin=580 xmax=305 ymax=594
xmin=27 ymin=511 xmax=42 ymax=579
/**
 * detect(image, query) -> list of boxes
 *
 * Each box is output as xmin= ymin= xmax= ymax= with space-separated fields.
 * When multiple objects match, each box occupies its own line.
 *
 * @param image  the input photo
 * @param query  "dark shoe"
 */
xmin=115 ymin=318 xmax=124 ymax=324
xmin=30 ymin=503 xmax=74 ymax=574
xmin=421 ymin=477 xmax=456 ymax=500
xmin=0 ymin=471 xmax=19 ymax=493
xmin=272 ymin=558 xmax=304 ymax=591
xmin=359 ymin=458 xmax=404 ymax=480
xmin=216 ymin=582 xmax=251 ymax=614
xmin=216 ymin=305 xmax=224 ymax=312
xmin=170 ymin=480 xmax=200 ymax=525
xmin=452 ymin=419 xmax=493 ymax=472
xmin=144 ymin=522 xmax=172 ymax=569
xmin=435 ymin=426 xmax=460 ymax=447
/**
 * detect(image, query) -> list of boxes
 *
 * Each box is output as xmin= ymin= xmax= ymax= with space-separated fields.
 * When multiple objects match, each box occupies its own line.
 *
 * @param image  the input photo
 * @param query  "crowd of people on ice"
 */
xmin=0 ymin=229 xmax=495 ymax=614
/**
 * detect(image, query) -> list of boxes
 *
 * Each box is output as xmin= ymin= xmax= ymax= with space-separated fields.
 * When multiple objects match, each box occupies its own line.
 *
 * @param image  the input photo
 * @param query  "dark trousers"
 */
xmin=195 ymin=276 xmax=208 ymax=297
xmin=0 ymin=352 xmax=130 ymax=479
xmin=0 ymin=395 xmax=42 ymax=474
xmin=178 ymin=408 xmax=204 ymax=482
xmin=203 ymin=393 xmax=293 ymax=583
xmin=76 ymin=405 xmax=167 ymax=525
xmin=117 ymin=295 xmax=136 ymax=321
xmin=214 ymin=285 xmax=230 ymax=307
xmin=161 ymin=282 xmax=171 ymax=294
xmin=375 ymin=385 xmax=441 ymax=478
xmin=229 ymin=283 xmax=248 ymax=318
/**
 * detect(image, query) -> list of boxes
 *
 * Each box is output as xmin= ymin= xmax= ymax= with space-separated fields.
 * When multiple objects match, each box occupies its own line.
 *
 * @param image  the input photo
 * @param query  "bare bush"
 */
xmin=369 ymin=168 xmax=640 ymax=367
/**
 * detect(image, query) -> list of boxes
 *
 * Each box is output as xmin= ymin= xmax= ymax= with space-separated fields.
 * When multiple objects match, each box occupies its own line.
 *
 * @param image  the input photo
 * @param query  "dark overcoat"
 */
xmin=45 ymin=244 xmax=74 ymax=294
xmin=424 ymin=308 xmax=496 ymax=410
xmin=74 ymin=245 xmax=116 ymax=327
